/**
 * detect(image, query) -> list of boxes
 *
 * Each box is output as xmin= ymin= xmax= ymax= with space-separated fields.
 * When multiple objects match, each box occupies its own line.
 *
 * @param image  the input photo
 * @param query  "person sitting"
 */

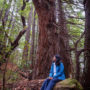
xmin=40 ymin=54 xmax=66 ymax=90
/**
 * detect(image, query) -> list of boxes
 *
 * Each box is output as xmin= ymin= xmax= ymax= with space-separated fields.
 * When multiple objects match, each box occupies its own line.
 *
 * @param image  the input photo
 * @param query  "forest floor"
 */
xmin=0 ymin=78 xmax=44 ymax=90
xmin=12 ymin=79 xmax=44 ymax=90
xmin=0 ymin=62 xmax=45 ymax=90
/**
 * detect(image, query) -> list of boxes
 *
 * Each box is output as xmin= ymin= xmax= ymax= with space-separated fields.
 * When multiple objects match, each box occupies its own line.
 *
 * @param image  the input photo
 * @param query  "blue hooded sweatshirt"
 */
xmin=49 ymin=62 xmax=66 ymax=80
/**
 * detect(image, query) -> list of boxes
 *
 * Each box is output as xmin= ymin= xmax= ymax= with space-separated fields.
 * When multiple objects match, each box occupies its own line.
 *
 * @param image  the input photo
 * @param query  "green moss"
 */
xmin=54 ymin=78 xmax=83 ymax=90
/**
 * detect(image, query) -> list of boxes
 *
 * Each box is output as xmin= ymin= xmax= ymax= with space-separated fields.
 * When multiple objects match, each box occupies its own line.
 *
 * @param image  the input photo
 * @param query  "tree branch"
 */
xmin=67 ymin=21 xmax=84 ymax=26
xmin=21 ymin=0 xmax=29 ymax=27
xmin=78 ymin=48 xmax=90 ymax=56
xmin=75 ymin=31 xmax=85 ymax=46
xmin=11 ymin=28 xmax=27 ymax=50
xmin=67 ymin=16 xmax=85 ymax=20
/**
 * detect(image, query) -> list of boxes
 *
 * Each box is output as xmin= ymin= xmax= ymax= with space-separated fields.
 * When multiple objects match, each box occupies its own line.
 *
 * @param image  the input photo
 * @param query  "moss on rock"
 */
xmin=54 ymin=78 xmax=83 ymax=90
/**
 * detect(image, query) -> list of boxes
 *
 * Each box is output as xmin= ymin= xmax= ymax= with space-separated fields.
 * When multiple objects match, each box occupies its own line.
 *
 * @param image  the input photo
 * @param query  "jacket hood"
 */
xmin=55 ymin=54 xmax=61 ymax=65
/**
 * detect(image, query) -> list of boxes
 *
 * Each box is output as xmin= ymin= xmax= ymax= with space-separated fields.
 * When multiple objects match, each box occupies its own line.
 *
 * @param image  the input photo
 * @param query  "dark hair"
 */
xmin=55 ymin=54 xmax=61 ymax=65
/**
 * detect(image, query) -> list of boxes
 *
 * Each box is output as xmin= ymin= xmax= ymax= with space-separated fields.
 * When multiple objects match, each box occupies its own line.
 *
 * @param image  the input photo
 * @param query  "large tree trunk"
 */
xmin=83 ymin=0 xmax=90 ymax=89
xmin=57 ymin=0 xmax=73 ymax=78
xmin=32 ymin=0 xmax=72 ymax=79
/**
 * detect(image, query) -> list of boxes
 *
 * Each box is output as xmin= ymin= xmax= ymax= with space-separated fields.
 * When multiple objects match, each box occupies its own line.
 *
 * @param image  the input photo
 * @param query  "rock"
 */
xmin=53 ymin=78 xmax=83 ymax=90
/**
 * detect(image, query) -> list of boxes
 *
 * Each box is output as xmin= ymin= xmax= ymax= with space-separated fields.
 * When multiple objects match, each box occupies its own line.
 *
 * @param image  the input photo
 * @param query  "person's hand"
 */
xmin=49 ymin=77 xmax=53 ymax=79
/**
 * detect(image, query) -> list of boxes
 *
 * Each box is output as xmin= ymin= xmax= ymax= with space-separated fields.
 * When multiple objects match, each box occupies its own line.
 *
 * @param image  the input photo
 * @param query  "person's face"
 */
xmin=52 ymin=56 xmax=56 ymax=62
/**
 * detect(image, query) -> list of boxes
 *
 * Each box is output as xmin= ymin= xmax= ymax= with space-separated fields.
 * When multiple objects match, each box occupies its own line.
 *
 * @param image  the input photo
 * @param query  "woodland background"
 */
xmin=0 ymin=0 xmax=90 ymax=90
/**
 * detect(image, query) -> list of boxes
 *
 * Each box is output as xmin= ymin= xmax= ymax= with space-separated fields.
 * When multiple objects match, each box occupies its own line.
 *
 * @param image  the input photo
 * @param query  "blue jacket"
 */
xmin=49 ymin=62 xmax=66 ymax=80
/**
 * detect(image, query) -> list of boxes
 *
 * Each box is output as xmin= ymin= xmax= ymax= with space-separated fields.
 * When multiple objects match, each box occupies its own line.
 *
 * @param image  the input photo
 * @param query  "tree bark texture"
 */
xmin=83 ymin=0 xmax=90 ymax=89
xmin=32 ymin=0 xmax=72 ymax=79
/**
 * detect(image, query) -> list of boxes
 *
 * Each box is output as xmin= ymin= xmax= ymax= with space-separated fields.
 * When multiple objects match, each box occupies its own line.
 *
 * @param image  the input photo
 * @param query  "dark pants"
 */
xmin=40 ymin=78 xmax=61 ymax=90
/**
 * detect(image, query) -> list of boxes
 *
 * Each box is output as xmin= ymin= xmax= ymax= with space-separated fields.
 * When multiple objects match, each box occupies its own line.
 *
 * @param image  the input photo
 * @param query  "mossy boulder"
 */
xmin=54 ymin=78 xmax=83 ymax=90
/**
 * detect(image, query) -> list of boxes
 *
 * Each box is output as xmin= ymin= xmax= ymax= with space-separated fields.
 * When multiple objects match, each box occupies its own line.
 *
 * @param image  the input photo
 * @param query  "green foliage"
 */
xmin=64 ymin=0 xmax=85 ymax=49
xmin=0 ymin=0 xmax=4 ymax=9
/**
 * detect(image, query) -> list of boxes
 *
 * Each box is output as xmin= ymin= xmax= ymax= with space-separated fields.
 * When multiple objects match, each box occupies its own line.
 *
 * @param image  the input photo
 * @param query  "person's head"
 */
xmin=52 ymin=56 xmax=57 ymax=62
xmin=52 ymin=54 xmax=61 ymax=65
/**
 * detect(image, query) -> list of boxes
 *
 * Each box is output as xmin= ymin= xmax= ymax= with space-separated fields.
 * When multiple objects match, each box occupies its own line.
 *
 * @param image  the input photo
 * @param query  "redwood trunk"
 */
xmin=33 ymin=0 xmax=72 ymax=79
xmin=57 ymin=0 xmax=73 ymax=78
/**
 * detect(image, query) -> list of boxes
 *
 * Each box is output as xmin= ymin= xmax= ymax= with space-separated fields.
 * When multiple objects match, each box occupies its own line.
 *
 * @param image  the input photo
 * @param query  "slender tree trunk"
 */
xmin=2 ymin=58 xmax=8 ymax=90
xmin=83 ymin=0 xmax=90 ymax=89
xmin=32 ymin=0 xmax=72 ymax=79
xmin=33 ymin=19 xmax=39 ymax=72
xmin=75 ymin=46 xmax=80 ymax=81
xmin=29 ymin=10 xmax=36 ymax=69
xmin=22 ymin=7 xmax=33 ymax=64
xmin=34 ymin=19 xmax=39 ymax=56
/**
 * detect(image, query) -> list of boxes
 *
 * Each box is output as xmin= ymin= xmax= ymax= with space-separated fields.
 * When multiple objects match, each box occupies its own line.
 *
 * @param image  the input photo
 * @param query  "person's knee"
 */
xmin=50 ymin=79 xmax=56 ymax=82
xmin=49 ymin=78 xmax=60 ymax=84
xmin=45 ymin=78 xmax=50 ymax=82
xmin=49 ymin=79 xmax=55 ymax=85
